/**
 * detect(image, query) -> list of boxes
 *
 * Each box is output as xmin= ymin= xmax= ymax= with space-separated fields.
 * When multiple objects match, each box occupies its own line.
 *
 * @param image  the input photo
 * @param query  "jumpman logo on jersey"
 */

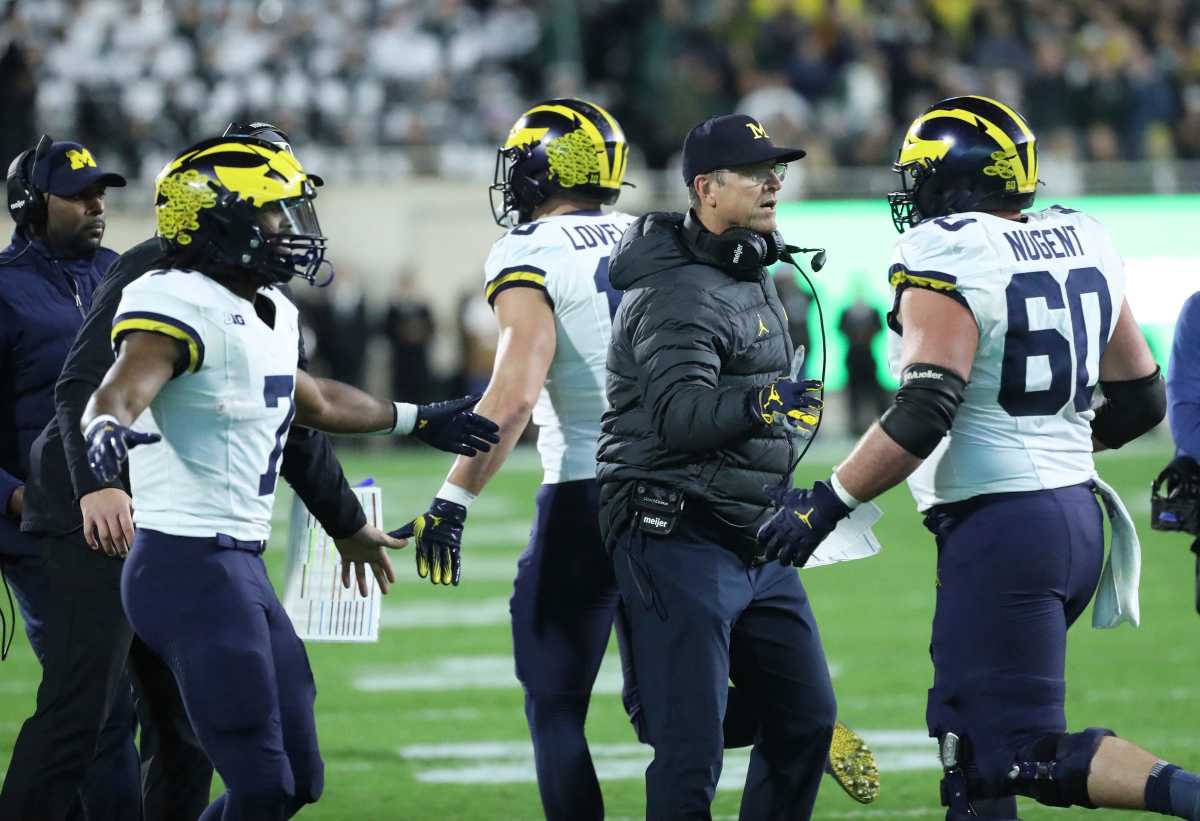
xmin=757 ymin=314 xmax=769 ymax=337
xmin=794 ymin=507 xmax=815 ymax=528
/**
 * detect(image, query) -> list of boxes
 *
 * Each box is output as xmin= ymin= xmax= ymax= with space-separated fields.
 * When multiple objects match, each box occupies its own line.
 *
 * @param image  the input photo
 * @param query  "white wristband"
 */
xmin=829 ymin=471 xmax=862 ymax=509
xmin=391 ymin=402 xmax=418 ymax=436
xmin=83 ymin=414 xmax=121 ymax=438
xmin=437 ymin=481 xmax=478 ymax=510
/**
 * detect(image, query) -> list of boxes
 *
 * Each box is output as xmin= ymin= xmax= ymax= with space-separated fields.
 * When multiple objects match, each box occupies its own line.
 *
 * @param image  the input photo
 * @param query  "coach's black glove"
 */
xmin=757 ymin=481 xmax=850 ymax=567
xmin=751 ymin=348 xmax=822 ymax=438
xmin=414 ymin=395 xmax=500 ymax=456
xmin=84 ymin=416 xmax=161 ymax=484
xmin=391 ymin=498 xmax=467 ymax=586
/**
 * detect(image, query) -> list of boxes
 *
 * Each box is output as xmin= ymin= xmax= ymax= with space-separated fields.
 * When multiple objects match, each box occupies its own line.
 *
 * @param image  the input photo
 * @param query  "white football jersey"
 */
xmin=887 ymin=206 xmax=1127 ymax=510
xmin=483 ymin=209 xmax=637 ymax=483
xmin=112 ymin=269 xmax=300 ymax=540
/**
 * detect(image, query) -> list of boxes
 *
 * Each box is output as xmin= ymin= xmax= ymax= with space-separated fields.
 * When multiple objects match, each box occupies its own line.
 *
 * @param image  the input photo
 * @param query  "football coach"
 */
xmin=597 ymin=115 xmax=837 ymax=819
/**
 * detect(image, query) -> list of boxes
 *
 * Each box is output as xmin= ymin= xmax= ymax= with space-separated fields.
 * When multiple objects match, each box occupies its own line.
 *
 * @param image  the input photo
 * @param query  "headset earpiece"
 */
xmin=6 ymin=134 xmax=52 ymax=229
xmin=680 ymin=211 xmax=780 ymax=272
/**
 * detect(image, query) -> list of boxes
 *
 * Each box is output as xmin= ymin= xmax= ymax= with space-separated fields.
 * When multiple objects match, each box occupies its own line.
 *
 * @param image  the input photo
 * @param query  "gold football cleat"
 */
xmin=826 ymin=721 xmax=880 ymax=803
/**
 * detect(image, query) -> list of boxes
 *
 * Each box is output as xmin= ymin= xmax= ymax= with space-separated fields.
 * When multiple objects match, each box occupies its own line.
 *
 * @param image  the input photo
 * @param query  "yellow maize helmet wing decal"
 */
xmin=154 ymin=138 xmax=314 ymax=247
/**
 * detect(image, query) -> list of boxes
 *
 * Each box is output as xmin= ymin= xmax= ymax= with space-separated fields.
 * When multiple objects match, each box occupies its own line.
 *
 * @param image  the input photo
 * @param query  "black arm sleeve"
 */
xmin=278 ymin=428 xmax=366 ymax=538
xmin=635 ymin=290 xmax=756 ymax=453
xmin=55 ymin=239 xmax=166 ymax=501
xmin=1092 ymin=366 xmax=1167 ymax=449
xmin=276 ymin=283 xmax=366 ymax=539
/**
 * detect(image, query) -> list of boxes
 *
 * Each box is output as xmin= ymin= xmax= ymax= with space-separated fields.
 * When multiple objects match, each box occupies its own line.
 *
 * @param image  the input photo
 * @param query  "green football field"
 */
xmin=1 ymin=439 xmax=1196 ymax=820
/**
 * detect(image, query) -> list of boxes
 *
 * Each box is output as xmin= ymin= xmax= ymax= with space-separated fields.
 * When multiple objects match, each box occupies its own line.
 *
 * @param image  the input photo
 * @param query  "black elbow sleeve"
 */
xmin=879 ymin=363 xmax=968 ymax=458
xmin=1091 ymin=366 xmax=1166 ymax=449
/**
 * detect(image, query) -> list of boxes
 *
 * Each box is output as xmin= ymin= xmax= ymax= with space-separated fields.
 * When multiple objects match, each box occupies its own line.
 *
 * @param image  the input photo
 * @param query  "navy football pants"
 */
xmin=510 ymin=480 xmax=619 ymax=821
xmin=122 ymin=530 xmax=323 ymax=821
xmin=613 ymin=522 xmax=837 ymax=821
xmin=924 ymin=483 xmax=1104 ymax=803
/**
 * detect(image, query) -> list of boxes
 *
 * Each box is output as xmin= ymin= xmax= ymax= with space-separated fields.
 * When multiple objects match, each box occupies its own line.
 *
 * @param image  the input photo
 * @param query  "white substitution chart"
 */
xmin=283 ymin=484 xmax=382 ymax=642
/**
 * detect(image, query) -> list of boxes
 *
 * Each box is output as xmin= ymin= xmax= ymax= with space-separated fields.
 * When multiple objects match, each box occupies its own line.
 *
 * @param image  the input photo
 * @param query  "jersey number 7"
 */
xmin=258 ymin=374 xmax=296 ymax=496
xmin=999 ymin=267 xmax=1112 ymax=418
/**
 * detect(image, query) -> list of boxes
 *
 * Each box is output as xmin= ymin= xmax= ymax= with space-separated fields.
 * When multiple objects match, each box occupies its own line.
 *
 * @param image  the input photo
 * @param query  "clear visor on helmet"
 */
xmin=258 ymin=196 xmax=323 ymax=238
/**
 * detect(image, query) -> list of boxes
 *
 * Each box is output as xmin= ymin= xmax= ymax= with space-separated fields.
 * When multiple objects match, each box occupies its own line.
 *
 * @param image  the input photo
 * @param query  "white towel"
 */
xmin=1091 ymin=475 xmax=1141 ymax=629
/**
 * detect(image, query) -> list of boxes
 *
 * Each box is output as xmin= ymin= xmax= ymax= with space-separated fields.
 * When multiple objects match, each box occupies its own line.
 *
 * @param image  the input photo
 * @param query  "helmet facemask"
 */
xmin=196 ymin=185 xmax=330 ymax=288
xmin=888 ymin=160 xmax=936 ymax=233
xmin=490 ymin=143 xmax=545 ymax=228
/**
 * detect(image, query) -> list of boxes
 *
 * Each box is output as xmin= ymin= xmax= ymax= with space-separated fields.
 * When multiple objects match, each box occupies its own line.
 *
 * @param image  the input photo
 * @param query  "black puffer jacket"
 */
xmin=596 ymin=212 xmax=795 ymax=544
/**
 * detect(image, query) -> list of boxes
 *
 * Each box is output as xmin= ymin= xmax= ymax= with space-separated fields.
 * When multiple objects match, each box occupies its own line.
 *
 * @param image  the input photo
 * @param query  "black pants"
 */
xmin=612 ymin=520 xmax=837 ymax=821
xmin=0 ymin=531 xmax=213 ymax=821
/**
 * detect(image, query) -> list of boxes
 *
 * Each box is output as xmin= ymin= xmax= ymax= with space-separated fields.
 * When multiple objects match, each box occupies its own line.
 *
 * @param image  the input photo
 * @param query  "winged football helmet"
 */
xmin=888 ymin=95 xmax=1038 ymax=233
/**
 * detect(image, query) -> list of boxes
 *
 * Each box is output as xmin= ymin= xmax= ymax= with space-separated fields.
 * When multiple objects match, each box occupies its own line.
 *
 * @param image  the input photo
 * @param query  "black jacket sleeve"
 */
xmin=276 ymin=283 xmax=366 ymax=539
xmin=632 ymin=287 xmax=758 ymax=453
xmin=55 ymin=241 xmax=165 ymax=501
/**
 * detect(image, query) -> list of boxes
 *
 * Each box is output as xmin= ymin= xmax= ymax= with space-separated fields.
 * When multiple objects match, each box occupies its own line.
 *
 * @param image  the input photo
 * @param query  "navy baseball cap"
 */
xmin=31 ymin=141 xmax=126 ymax=197
xmin=682 ymin=114 xmax=806 ymax=184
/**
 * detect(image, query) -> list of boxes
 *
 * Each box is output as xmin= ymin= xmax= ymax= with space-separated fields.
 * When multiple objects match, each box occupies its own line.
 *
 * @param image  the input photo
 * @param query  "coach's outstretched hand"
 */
xmin=752 ymin=347 xmax=823 ymax=438
xmin=757 ymin=481 xmax=850 ymax=567
xmin=391 ymin=497 xmax=467 ymax=586
xmin=414 ymin=395 xmax=500 ymax=456
xmin=84 ymin=415 xmax=161 ymax=484
xmin=334 ymin=523 xmax=405 ymax=597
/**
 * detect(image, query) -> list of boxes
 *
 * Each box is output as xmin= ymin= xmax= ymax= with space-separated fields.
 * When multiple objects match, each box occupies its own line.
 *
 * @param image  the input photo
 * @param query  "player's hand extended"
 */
xmin=757 ymin=481 xmax=850 ymax=567
xmin=414 ymin=395 xmax=500 ymax=457
xmin=752 ymin=347 xmax=822 ymax=437
xmin=390 ymin=497 xmax=466 ymax=586
xmin=84 ymin=416 xmax=161 ymax=484
xmin=333 ymin=523 xmax=405 ymax=597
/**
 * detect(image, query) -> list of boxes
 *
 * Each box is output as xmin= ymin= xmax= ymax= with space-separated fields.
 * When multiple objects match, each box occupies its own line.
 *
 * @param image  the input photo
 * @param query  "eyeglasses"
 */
xmin=720 ymin=161 xmax=788 ymax=184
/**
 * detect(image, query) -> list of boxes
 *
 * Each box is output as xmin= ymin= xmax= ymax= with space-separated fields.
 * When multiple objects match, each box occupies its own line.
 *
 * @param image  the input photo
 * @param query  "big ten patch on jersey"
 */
xmin=115 ymin=270 xmax=301 ymax=541
xmin=888 ymin=207 xmax=1126 ymax=508
xmin=482 ymin=210 xmax=636 ymax=484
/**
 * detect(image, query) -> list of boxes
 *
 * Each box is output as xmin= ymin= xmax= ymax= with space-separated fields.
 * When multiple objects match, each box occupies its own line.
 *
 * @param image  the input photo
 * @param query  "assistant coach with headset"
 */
xmin=597 ymin=115 xmax=838 ymax=819
xmin=0 ymin=137 xmax=141 ymax=817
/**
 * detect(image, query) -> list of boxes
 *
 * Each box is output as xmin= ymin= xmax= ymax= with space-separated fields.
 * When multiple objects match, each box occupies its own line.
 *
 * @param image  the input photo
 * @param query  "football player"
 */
xmin=79 ymin=136 xmax=498 ymax=818
xmin=757 ymin=95 xmax=1200 ymax=820
xmin=396 ymin=99 xmax=878 ymax=819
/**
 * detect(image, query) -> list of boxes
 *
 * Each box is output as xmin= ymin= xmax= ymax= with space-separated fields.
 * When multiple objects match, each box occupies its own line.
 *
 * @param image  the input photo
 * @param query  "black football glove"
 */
xmin=752 ymin=348 xmax=822 ymax=438
xmin=84 ymin=417 xmax=161 ymax=484
xmin=413 ymin=395 xmax=500 ymax=457
xmin=757 ymin=481 xmax=850 ymax=568
xmin=391 ymin=498 xmax=467 ymax=586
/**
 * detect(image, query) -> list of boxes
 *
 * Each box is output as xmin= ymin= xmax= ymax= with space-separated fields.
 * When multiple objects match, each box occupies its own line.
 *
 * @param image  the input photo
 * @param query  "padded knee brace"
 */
xmin=1006 ymin=727 xmax=1115 ymax=808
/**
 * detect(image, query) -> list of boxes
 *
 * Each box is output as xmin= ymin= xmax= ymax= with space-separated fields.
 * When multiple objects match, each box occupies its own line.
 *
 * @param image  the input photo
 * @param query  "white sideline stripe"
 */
xmin=405 ymin=708 xmax=483 ymax=722
xmin=400 ymin=731 xmax=933 ymax=760
xmin=402 ymin=734 xmax=940 ymax=790
xmin=380 ymin=598 xmax=510 ymax=628
xmin=355 ymin=654 xmax=842 ymax=693
xmin=355 ymin=654 xmax=625 ymax=694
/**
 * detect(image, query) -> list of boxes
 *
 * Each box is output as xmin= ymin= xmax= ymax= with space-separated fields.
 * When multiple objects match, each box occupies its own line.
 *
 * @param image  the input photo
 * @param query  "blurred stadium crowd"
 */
xmin=2 ymin=0 xmax=1198 ymax=183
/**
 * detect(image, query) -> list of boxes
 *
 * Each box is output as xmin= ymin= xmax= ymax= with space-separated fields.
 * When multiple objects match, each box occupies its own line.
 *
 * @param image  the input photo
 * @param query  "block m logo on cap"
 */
xmin=66 ymin=148 xmax=96 ymax=170
xmin=745 ymin=122 xmax=770 ymax=140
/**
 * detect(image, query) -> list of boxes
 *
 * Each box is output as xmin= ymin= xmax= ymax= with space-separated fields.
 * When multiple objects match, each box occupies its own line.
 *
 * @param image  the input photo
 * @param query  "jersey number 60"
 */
xmin=999 ymin=267 xmax=1112 ymax=418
